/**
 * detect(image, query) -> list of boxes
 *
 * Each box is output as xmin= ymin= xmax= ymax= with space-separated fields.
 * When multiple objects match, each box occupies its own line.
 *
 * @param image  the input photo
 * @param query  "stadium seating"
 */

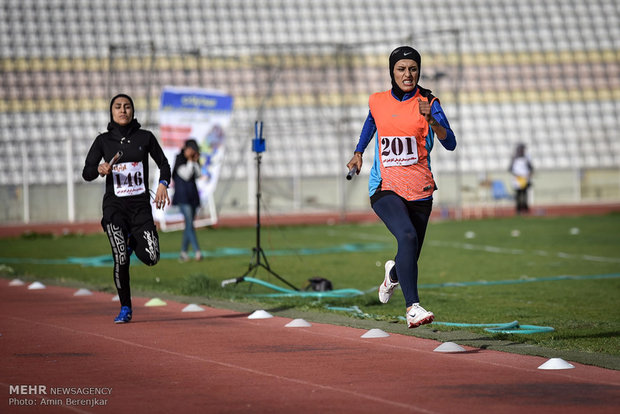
xmin=0 ymin=0 xmax=618 ymax=190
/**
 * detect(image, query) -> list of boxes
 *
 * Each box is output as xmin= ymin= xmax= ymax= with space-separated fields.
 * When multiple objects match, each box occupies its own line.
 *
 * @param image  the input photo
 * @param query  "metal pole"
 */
xmin=248 ymin=143 xmax=256 ymax=215
xmin=66 ymin=137 xmax=75 ymax=222
xmin=337 ymin=45 xmax=351 ymax=220
xmin=454 ymin=29 xmax=463 ymax=220
xmin=107 ymin=45 xmax=114 ymax=100
xmin=255 ymin=152 xmax=261 ymax=250
xmin=146 ymin=41 xmax=155 ymax=128
xmin=21 ymin=141 xmax=29 ymax=224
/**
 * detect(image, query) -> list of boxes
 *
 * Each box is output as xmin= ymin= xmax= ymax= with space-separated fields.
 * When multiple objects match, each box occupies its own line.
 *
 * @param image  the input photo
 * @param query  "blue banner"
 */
xmin=160 ymin=89 xmax=234 ymax=112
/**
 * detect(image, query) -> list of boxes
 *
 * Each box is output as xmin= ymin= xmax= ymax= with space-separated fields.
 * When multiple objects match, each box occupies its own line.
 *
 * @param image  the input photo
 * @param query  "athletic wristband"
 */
xmin=159 ymin=180 xmax=169 ymax=188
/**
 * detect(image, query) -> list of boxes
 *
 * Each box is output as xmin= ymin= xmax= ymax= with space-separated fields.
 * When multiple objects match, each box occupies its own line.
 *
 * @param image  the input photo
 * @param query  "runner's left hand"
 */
xmin=154 ymin=184 xmax=170 ymax=210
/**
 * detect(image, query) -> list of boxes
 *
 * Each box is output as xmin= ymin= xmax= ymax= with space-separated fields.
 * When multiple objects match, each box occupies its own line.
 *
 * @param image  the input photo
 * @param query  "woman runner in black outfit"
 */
xmin=82 ymin=94 xmax=171 ymax=323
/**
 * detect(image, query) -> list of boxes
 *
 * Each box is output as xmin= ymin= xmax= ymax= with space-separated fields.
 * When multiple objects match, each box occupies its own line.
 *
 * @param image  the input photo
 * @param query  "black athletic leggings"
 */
xmin=515 ymin=188 xmax=529 ymax=213
xmin=371 ymin=192 xmax=432 ymax=307
xmin=103 ymin=218 xmax=160 ymax=308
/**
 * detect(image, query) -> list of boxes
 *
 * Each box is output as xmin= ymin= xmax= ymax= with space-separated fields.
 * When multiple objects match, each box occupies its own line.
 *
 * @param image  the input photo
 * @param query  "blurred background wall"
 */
xmin=1 ymin=0 xmax=618 ymax=224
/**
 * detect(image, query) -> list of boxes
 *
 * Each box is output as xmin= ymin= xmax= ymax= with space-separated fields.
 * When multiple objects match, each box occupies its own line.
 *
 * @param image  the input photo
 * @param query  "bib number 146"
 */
xmin=112 ymin=162 xmax=146 ymax=197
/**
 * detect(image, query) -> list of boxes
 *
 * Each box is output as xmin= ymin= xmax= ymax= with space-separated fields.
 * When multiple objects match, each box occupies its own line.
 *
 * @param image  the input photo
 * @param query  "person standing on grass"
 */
xmin=509 ymin=143 xmax=533 ymax=215
xmin=346 ymin=46 xmax=457 ymax=328
xmin=172 ymin=138 xmax=202 ymax=262
xmin=82 ymin=94 xmax=171 ymax=324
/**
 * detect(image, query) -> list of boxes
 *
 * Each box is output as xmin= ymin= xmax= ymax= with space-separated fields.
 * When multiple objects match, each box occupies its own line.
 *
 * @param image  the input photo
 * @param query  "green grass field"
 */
xmin=2 ymin=213 xmax=619 ymax=362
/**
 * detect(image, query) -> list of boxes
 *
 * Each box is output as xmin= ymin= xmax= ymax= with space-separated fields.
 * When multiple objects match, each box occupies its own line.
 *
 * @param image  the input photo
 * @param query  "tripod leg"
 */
xmin=258 ymin=247 xmax=271 ymax=269
xmin=222 ymin=122 xmax=298 ymax=291
xmin=247 ymin=247 xmax=260 ymax=271
xmin=257 ymin=248 xmax=298 ymax=291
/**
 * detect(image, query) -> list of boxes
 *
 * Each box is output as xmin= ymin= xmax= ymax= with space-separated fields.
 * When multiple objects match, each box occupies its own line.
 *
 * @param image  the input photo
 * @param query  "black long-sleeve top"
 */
xmin=82 ymin=119 xmax=171 ymax=218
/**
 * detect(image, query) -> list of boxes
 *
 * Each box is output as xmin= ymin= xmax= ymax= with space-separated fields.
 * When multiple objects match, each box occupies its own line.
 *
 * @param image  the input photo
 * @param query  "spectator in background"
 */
xmin=82 ymin=93 xmax=171 ymax=324
xmin=172 ymin=139 xmax=202 ymax=262
xmin=509 ymin=143 xmax=534 ymax=214
xmin=346 ymin=46 xmax=457 ymax=329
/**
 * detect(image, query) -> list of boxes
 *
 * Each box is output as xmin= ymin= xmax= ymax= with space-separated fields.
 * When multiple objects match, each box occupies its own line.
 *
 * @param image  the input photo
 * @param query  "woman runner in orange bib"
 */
xmin=347 ymin=46 xmax=457 ymax=328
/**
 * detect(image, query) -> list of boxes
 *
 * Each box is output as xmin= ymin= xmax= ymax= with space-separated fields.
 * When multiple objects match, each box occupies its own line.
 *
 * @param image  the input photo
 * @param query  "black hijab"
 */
xmin=108 ymin=93 xmax=136 ymax=136
xmin=389 ymin=46 xmax=422 ymax=100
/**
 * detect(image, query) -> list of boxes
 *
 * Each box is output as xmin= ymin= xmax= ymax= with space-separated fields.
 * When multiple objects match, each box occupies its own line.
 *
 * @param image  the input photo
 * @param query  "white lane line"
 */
xmin=428 ymin=240 xmax=620 ymax=263
xmin=4 ymin=316 xmax=438 ymax=414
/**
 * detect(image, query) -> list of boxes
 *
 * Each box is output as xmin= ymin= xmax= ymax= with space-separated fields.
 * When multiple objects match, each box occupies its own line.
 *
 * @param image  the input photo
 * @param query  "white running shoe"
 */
xmin=378 ymin=260 xmax=399 ymax=303
xmin=406 ymin=303 xmax=434 ymax=328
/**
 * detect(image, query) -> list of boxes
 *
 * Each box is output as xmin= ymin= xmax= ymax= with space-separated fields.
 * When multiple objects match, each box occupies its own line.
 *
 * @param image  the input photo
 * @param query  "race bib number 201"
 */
xmin=112 ymin=161 xmax=146 ymax=197
xmin=381 ymin=136 xmax=419 ymax=167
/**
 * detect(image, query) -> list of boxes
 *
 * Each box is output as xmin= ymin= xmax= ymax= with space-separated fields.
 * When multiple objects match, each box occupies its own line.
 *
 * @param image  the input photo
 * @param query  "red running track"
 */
xmin=1 ymin=280 xmax=619 ymax=414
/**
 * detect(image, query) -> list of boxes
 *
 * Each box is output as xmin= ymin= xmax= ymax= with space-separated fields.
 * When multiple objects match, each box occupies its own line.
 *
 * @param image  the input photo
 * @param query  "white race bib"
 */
xmin=380 ymin=136 xmax=419 ymax=167
xmin=112 ymin=161 xmax=146 ymax=197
